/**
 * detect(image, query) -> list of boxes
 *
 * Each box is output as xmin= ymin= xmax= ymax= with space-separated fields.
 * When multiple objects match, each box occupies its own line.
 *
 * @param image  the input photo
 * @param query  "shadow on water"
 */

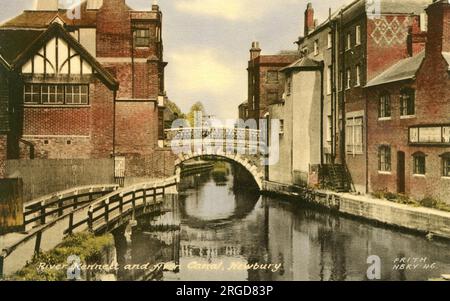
xmin=109 ymin=161 xmax=450 ymax=281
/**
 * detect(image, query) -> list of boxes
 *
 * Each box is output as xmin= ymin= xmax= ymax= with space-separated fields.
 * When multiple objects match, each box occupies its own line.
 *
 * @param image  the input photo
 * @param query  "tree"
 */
xmin=187 ymin=101 xmax=206 ymax=127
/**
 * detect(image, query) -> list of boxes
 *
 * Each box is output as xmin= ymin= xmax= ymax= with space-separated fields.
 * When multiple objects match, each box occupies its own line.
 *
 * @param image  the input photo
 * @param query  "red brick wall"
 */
xmin=247 ymin=55 xmax=299 ymax=120
xmin=96 ymin=0 xmax=131 ymax=58
xmin=115 ymin=101 xmax=158 ymax=156
xmin=366 ymin=15 xmax=417 ymax=80
xmin=21 ymin=80 xmax=114 ymax=159
xmin=367 ymin=49 xmax=450 ymax=204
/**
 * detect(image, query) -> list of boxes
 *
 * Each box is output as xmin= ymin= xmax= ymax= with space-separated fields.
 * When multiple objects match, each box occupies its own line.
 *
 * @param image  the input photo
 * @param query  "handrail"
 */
xmin=67 ymin=175 xmax=178 ymax=234
xmin=23 ymin=184 xmax=119 ymax=228
xmin=0 ymin=177 xmax=178 ymax=278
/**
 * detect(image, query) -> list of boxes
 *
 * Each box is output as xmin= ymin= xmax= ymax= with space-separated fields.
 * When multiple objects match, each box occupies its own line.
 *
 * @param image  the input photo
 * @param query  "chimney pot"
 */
xmin=304 ymin=3 xmax=315 ymax=36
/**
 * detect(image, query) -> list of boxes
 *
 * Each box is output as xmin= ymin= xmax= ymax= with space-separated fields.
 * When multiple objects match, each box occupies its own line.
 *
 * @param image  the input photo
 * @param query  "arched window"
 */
xmin=378 ymin=145 xmax=391 ymax=172
xmin=400 ymin=88 xmax=415 ymax=116
xmin=379 ymin=92 xmax=391 ymax=118
xmin=441 ymin=152 xmax=450 ymax=177
xmin=412 ymin=151 xmax=426 ymax=175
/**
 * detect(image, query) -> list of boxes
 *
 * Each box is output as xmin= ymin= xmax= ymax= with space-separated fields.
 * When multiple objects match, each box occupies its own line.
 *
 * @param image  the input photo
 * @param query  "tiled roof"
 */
xmin=0 ymin=29 xmax=44 ymax=63
xmin=365 ymin=52 xmax=425 ymax=87
xmin=0 ymin=1 xmax=98 ymax=28
xmin=280 ymin=57 xmax=322 ymax=72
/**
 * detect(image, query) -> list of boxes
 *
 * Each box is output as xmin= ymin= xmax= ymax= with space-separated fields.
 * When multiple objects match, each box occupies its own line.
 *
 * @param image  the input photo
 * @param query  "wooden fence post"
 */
xmin=34 ymin=231 xmax=42 ymax=255
xmin=104 ymin=199 xmax=109 ymax=225
xmin=58 ymin=197 xmax=64 ymax=217
xmin=0 ymin=255 xmax=3 ymax=280
xmin=88 ymin=207 xmax=93 ymax=232
xmin=119 ymin=195 xmax=123 ymax=214
xmin=73 ymin=196 xmax=79 ymax=210
xmin=68 ymin=212 xmax=74 ymax=235
xmin=40 ymin=202 xmax=46 ymax=225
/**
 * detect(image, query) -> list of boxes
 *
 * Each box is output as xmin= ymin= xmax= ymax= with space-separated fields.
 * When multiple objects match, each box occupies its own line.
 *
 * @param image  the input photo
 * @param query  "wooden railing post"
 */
xmin=104 ymin=199 xmax=109 ymax=225
xmin=58 ymin=196 xmax=64 ymax=217
xmin=119 ymin=194 xmax=124 ymax=214
xmin=143 ymin=188 xmax=148 ymax=207
xmin=68 ymin=212 xmax=74 ymax=235
xmin=40 ymin=202 xmax=46 ymax=225
xmin=34 ymin=231 xmax=42 ymax=255
xmin=153 ymin=187 xmax=157 ymax=204
xmin=0 ymin=254 xmax=4 ymax=280
xmin=73 ymin=196 xmax=79 ymax=210
xmin=131 ymin=192 xmax=136 ymax=210
xmin=88 ymin=206 xmax=93 ymax=232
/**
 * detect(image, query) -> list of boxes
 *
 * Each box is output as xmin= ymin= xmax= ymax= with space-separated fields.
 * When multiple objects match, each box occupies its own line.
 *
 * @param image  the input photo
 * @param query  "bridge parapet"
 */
xmin=164 ymin=127 xmax=266 ymax=156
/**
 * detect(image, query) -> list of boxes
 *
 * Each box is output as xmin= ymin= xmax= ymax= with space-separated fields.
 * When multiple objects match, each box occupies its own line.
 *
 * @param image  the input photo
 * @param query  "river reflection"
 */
xmin=114 ymin=163 xmax=450 ymax=281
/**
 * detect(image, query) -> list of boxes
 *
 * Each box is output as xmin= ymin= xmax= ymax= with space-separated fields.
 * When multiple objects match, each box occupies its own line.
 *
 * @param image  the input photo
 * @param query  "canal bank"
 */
xmin=262 ymin=181 xmax=450 ymax=240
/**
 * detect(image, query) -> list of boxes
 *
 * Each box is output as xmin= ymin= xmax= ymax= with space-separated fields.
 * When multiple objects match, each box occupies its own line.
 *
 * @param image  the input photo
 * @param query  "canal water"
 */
xmin=113 ymin=162 xmax=450 ymax=281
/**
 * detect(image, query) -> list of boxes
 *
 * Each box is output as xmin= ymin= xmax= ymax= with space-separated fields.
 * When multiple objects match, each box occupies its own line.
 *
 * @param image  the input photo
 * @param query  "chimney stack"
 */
xmin=425 ymin=0 xmax=450 ymax=56
xmin=152 ymin=0 xmax=160 ymax=11
xmin=250 ymin=41 xmax=261 ymax=60
xmin=304 ymin=3 xmax=315 ymax=36
xmin=34 ymin=0 xmax=58 ymax=11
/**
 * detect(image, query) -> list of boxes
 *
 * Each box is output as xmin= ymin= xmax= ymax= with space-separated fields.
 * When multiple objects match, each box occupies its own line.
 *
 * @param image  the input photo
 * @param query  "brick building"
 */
xmin=365 ymin=0 xmax=450 ymax=203
xmin=0 ymin=0 xmax=169 ymax=179
xmin=246 ymin=42 xmax=299 ymax=122
xmin=268 ymin=0 xmax=431 ymax=191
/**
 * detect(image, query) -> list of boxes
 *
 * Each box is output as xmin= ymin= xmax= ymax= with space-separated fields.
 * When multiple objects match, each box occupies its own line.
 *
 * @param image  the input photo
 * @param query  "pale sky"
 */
xmin=0 ymin=0 xmax=352 ymax=119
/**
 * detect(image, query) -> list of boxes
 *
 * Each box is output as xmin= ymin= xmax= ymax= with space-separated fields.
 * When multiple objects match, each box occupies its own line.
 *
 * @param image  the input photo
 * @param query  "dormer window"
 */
xmin=134 ymin=29 xmax=150 ymax=47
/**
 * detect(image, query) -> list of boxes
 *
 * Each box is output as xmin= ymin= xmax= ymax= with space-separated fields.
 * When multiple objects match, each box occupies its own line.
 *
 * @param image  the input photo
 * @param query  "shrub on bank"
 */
xmin=10 ymin=232 xmax=114 ymax=281
xmin=371 ymin=190 xmax=450 ymax=212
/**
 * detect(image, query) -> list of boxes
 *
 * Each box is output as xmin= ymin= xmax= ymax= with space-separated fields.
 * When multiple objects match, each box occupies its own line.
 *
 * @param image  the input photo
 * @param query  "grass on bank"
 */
xmin=10 ymin=232 xmax=114 ymax=281
xmin=371 ymin=190 xmax=450 ymax=213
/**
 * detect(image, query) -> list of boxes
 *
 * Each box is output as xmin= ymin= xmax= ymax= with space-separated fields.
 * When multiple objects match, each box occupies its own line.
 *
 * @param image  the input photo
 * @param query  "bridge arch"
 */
xmin=174 ymin=153 xmax=263 ymax=191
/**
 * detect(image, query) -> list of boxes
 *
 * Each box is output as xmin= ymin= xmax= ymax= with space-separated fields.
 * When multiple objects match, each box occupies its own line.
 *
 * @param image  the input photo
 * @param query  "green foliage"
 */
xmin=10 ymin=232 xmax=114 ymax=281
xmin=372 ymin=190 xmax=450 ymax=212
xmin=186 ymin=101 xmax=206 ymax=127
xmin=165 ymin=99 xmax=185 ymax=119
xmin=419 ymin=197 xmax=438 ymax=208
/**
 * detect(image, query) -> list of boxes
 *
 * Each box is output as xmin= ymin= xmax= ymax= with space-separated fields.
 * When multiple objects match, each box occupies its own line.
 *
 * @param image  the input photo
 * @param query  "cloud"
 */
xmin=174 ymin=0 xmax=297 ymax=21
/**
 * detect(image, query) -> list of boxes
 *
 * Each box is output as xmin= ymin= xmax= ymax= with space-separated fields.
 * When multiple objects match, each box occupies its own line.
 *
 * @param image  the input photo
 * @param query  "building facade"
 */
xmin=366 ymin=0 xmax=450 ymax=203
xmin=246 ymin=42 xmax=299 ymax=122
xmin=267 ymin=0 xmax=431 ymax=192
xmin=0 ymin=0 xmax=169 ymax=178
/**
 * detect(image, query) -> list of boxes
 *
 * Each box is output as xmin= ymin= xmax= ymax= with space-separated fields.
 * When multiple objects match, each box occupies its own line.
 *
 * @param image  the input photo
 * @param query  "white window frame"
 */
xmin=355 ymin=64 xmax=361 ymax=87
xmin=314 ymin=40 xmax=319 ymax=56
xmin=327 ymin=32 xmax=332 ymax=49
xmin=346 ymin=116 xmax=363 ymax=155
xmin=346 ymin=68 xmax=351 ymax=90
xmin=355 ymin=25 xmax=361 ymax=46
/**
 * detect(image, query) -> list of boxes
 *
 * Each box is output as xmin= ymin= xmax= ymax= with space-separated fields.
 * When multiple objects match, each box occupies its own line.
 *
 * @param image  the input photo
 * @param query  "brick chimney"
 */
xmin=425 ymin=0 xmax=450 ymax=56
xmin=35 ymin=0 xmax=58 ymax=11
xmin=407 ymin=17 xmax=427 ymax=56
xmin=304 ymin=3 xmax=315 ymax=36
xmin=97 ymin=0 xmax=131 ymax=57
xmin=250 ymin=41 xmax=261 ymax=60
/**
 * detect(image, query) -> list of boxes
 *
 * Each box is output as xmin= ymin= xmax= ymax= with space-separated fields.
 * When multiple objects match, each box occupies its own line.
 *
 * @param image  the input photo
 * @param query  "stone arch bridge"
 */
xmin=165 ymin=127 xmax=266 ymax=190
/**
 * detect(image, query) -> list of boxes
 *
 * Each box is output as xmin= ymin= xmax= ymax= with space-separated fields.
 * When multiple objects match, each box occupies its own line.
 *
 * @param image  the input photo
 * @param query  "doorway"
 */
xmin=397 ymin=151 xmax=405 ymax=194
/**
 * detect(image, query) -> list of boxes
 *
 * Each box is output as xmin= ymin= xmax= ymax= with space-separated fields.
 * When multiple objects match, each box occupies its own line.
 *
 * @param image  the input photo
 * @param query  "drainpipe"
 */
xmin=339 ymin=10 xmax=346 ymax=166
xmin=320 ymin=61 xmax=325 ymax=166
